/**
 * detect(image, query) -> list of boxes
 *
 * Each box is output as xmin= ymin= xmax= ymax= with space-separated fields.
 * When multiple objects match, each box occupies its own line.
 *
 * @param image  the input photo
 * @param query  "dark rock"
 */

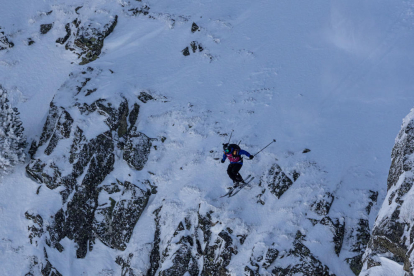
xmin=190 ymin=41 xmax=203 ymax=53
xmin=303 ymin=148 xmax=311 ymax=153
xmin=147 ymin=207 xmax=162 ymax=276
xmin=28 ymin=38 xmax=35 ymax=46
xmin=26 ymin=255 xmax=39 ymax=276
xmin=362 ymin=110 xmax=414 ymax=275
xmin=117 ymin=100 xmax=129 ymax=137
xmin=94 ymin=180 xmax=150 ymax=250
xmin=116 ymin=253 xmax=135 ymax=276
xmin=350 ymin=219 xmax=370 ymax=257
xmin=41 ymin=259 xmax=62 ymax=276
xmin=245 ymin=246 xmax=279 ymax=275
xmin=128 ymin=103 xmax=140 ymax=132
xmin=292 ymin=170 xmax=300 ymax=181
xmin=346 ymin=254 xmax=363 ymax=275
xmin=311 ymin=192 xmax=334 ymax=216
xmin=367 ymin=257 xmax=381 ymax=269
xmin=308 ymin=218 xmax=319 ymax=226
xmin=75 ymin=6 xmax=83 ymax=14
xmin=137 ymin=91 xmax=167 ymax=103
xmin=272 ymin=231 xmax=335 ymax=276
xmin=26 ymin=160 xmax=62 ymax=189
xmin=76 ymin=77 xmax=91 ymax=94
xmin=28 ymin=140 xmax=38 ymax=158
xmin=85 ymin=88 xmax=97 ymax=96
xmin=0 ymin=28 xmax=14 ymax=50
xmin=148 ymin=208 xmax=242 ymax=276
xmin=387 ymin=120 xmax=414 ymax=190
xmin=191 ymin=22 xmax=199 ymax=33
xmin=25 ymin=211 xmax=44 ymax=246
xmin=28 ymin=95 xmax=153 ymax=258
xmin=123 ymin=132 xmax=153 ymax=171
xmin=56 ymin=23 xmax=71 ymax=44
xmin=25 ymin=70 xmax=155 ymax=268
xmin=266 ymin=164 xmax=294 ymax=198
xmin=319 ymin=217 xmax=345 ymax=256
xmin=44 ymin=109 xmax=73 ymax=155
xmin=37 ymin=102 xmax=61 ymax=148
xmin=366 ymin=190 xmax=378 ymax=215
xmin=40 ymin=24 xmax=53 ymax=34
xmin=138 ymin=92 xmax=155 ymax=103
xmin=62 ymin=14 xmax=118 ymax=64
xmin=128 ymin=5 xmax=150 ymax=16
xmin=182 ymin=47 xmax=190 ymax=56
xmin=263 ymin=248 xmax=279 ymax=269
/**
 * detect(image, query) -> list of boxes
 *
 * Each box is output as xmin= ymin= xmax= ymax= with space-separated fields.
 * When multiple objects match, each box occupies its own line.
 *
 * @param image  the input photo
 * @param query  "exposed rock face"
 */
xmin=94 ymin=180 xmax=150 ymax=250
xmin=311 ymin=193 xmax=334 ymax=216
xmin=266 ymin=163 xmax=294 ymax=199
xmin=191 ymin=22 xmax=200 ymax=33
xmin=0 ymin=27 xmax=14 ymax=50
xmin=271 ymin=231 xmax=336 ymax=276
xmin=116 ymin=253 xmax=135 ymax=276
xmin=40 ymin=23 xmax=53 ymax=34
xmin=25 ymin=211 xmax=44 ymax=247
xmin=244 ymin=245 xmax=279 ymax=276
xmin=361 ymin=109 xmax=414 ymax=275
xmin=56 ymin=11 xmax=118 ymax=64
xmin=26 ymin=67 xmax=154 ymax=261
xmin=147 ymin=206 xmax=245 ymax=276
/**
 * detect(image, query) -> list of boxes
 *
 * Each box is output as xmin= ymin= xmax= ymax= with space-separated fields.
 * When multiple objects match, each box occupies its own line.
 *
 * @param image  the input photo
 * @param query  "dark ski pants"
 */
xmin=227 ymin=163 xmax=243 ymax=183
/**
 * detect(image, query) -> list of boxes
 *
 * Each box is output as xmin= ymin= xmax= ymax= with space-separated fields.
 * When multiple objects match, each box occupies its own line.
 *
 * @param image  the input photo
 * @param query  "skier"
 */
xmin=221 ymin=143 xmax=254 ymax=186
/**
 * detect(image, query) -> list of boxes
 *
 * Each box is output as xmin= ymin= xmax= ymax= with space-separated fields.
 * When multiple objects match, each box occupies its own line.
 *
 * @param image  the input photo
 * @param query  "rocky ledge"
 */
xmin=361 ymin=108 xmax=414 ymax=275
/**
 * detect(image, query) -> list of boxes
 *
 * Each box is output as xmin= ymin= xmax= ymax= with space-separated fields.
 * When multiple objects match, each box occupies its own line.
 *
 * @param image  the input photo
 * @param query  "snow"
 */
xmin=1 ymin=0 xmax=414 ymax=275
xmin=360 ymin=256 xmax=406 ymax=276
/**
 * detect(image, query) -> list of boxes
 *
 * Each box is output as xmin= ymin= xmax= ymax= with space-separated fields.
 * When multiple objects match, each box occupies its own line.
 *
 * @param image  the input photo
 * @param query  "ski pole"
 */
xmin=253 ymin=139 xmax=276 ymax=157
xmin=227 ymin=130 xmax=234 ymax=144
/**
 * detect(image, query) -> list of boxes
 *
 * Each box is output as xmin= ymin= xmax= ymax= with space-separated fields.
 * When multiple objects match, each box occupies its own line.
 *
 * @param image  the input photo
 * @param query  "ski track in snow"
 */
xmin=1 ymin=0 xmax=414 ymax=275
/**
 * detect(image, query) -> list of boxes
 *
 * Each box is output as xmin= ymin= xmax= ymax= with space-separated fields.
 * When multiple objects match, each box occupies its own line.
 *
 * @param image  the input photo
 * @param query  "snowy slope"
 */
xmin=1 ymin=0 xmax=414 ymax=275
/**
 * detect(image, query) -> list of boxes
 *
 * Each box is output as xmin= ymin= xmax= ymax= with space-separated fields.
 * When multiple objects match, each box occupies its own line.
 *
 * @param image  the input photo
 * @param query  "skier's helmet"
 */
xmin=223 ymin=143 xmax=230 ymax=153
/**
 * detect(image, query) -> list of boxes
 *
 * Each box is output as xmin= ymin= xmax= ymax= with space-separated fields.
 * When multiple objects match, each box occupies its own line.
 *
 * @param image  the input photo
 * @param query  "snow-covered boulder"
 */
xmin=56 ymin=10 xmax=117 ymax=64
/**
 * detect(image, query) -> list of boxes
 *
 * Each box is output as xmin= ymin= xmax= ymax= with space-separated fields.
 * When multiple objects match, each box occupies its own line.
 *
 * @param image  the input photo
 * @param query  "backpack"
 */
xmin=228 ymin=144 xmax=241 ymax=157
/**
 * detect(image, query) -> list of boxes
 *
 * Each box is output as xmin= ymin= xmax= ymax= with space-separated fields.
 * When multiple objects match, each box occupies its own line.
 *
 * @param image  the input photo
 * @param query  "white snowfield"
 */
xmin=1 ymin=0 xmax=414 ymax=275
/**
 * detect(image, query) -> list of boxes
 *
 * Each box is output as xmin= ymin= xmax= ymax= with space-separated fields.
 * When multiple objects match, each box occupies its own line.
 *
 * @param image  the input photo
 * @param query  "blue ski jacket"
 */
xmin=222 ymin=148 xmax=252 ymax=164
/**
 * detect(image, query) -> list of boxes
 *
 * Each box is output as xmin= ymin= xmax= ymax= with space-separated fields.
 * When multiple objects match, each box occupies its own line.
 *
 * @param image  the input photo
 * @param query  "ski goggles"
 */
xmin=224 ymin=148 xmax=230 ymax=153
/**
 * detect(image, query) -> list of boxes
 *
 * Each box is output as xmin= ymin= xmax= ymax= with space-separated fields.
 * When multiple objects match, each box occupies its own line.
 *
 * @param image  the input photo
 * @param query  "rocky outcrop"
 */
xmin=25 ymin=211 xmax=44 ymax=247
xmin=26 ymin=247 xmax=63 ymax=276
xmin=346 ymin=219 xmax=370 ymax=275
xmin=311 ymin=193 xmax=334 ymax=216
xmin=0 ymin=27 xmax=14 ymax=51
xmin=182 ymin=41 xmax=204 ymax=56
xmin=94 ymin=180 xmax=150 ymax=250
xmin=26 ymin=67 xmax=154 ymax=260
xmin=147 ymin=206 xmax=245 ymax=276
xmin=40 ymin=23 xmax=53 ymax=34
xmin=361 ymin=108 xmax=414 ymax=275
xmin=266 ymin=163 xmax=294 ymax=199
xmin=56 ymin=10 xmax=118 ymax=64
xmin=271 ymin=231 xmax=336 ymax=276
xmin=116 ymin=253 xmax=135 ymax=276
xmin=244 ymin=245 xmax=279 ymax=276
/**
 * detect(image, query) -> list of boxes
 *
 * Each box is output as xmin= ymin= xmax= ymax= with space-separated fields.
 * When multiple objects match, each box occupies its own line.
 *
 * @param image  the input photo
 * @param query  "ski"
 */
xmin=229 ymin=177 xmax=255 ymax=197
xmin=220 ymin=175 xmax=253 ymax=198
